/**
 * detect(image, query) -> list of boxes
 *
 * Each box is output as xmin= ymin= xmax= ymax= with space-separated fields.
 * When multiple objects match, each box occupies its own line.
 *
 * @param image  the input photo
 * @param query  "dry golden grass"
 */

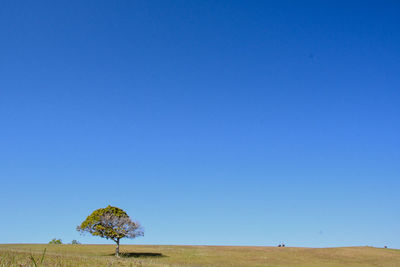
xmin=0 ymin=244 xmax=399 ymax=266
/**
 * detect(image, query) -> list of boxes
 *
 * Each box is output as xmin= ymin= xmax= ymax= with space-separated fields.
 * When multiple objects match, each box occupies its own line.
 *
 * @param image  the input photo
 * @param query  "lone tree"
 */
xmin=77 ymin=205 xmax=143 ymax=257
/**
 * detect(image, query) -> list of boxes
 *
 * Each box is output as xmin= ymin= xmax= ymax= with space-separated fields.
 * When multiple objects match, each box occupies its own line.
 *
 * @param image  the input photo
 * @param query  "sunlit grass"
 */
xmin=0 ymin=244 xmax=399 ymax=266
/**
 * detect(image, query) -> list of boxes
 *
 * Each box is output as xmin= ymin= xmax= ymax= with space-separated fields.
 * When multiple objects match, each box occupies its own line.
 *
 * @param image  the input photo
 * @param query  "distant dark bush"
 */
xmin=71 ymin=240 xmax=81 ymax=245
xmin=48 ymin=238 xmax=62 ymax=244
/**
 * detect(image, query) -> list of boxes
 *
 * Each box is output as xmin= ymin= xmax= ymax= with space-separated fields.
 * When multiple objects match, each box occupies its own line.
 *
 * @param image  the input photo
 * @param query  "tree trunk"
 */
xmin=115 ymin=239 xmax=120 ymax=257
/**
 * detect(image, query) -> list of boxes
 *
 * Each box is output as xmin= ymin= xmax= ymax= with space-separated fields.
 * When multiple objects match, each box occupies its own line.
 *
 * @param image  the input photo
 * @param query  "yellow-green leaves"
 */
xmin=77 ymin=205 xmax=143 ymax=243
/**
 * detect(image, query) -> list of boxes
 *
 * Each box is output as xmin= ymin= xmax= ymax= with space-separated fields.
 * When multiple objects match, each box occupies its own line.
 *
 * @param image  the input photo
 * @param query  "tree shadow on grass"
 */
xmin=108 ymin=252 xmax=165 ymax=258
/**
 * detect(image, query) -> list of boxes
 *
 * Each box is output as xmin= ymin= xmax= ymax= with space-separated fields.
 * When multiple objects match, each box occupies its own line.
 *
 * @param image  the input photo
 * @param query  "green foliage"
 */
xmin=77 ymin=205 xmax=143 ymax=242
xmin=48 ymin=238 xmax=62 ymax=245
xmin=71 ymin=240 xmax=81 ymax=245
xmin=77 ymin=206 xmax=126 ymax=240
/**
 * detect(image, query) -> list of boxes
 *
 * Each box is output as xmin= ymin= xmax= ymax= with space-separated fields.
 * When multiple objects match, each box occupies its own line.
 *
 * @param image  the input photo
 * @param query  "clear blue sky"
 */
xmin=1 ymin=1 xmax=399 ymax=248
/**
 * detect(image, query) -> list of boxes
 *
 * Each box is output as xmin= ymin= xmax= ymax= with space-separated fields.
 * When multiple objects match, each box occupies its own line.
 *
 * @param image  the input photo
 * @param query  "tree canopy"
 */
xmin=77 ymin=205 xmax=143 ymax=256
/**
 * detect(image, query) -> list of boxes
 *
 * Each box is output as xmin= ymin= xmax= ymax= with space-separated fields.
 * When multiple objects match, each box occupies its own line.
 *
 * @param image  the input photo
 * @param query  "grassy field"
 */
xmin=0 ymin=244 xmax=399 ymax=266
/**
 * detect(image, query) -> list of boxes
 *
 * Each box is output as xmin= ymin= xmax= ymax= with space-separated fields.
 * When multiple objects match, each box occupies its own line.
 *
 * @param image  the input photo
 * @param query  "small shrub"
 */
xmin=48 ymin=238 xmax=62 ymax=244
xmin=71 ymin=240 xmax=81 ymax=245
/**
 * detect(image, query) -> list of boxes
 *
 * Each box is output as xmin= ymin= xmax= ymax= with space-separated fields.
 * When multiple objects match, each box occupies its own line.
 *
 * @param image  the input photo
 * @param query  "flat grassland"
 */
xmin=0 ymin=244 xmax=399 ymax=266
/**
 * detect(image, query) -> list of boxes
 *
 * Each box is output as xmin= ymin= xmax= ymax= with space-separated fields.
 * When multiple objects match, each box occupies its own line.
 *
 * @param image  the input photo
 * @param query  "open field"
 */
xmin=0 ymin=244 xmax=399 ymax=267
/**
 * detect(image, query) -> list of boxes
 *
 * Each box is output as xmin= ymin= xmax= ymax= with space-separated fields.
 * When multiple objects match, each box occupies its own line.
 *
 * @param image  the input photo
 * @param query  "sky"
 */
xmin=0 ymin=0 xmax=399 ymax=248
